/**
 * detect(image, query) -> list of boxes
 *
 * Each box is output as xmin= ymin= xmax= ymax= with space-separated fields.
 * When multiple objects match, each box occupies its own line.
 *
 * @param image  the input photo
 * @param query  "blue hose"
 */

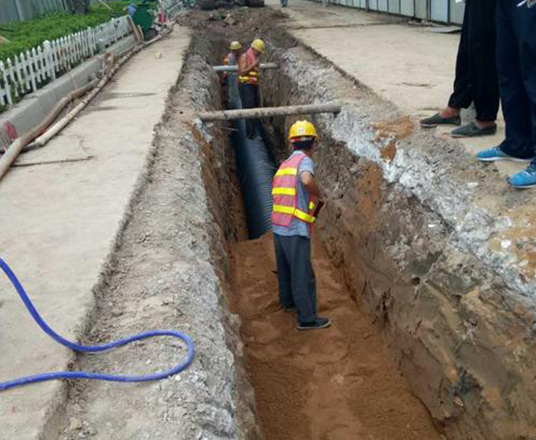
xmin=0 ymin=257 xmax=195 ymax=392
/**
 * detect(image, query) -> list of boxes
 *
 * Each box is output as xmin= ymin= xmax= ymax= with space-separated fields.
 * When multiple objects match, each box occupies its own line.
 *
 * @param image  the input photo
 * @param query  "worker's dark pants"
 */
xmin=496 ymin=0 xmax=536 ymax=160
xmin=239 ymin=83 xmax=260 ymax=138
xmin=273 ymin=234 xmax=317 ymax=324
xmin=448 ymin=0 xmax=499 ymax=122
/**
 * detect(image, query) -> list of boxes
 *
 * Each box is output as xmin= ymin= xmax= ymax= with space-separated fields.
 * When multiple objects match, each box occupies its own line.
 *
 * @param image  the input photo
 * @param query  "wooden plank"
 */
xmin=198 ymin=103 xmax=342 ymax=122
xmin=5 ymin=58 xmax=17 ymax=98
xmin=13 ymin=54 xmax=25 ymax=96
xmin=20 ymin=51 xmax=31 ymax=91
xmin=28 ymin=49 xmax=37 ymax=91
xmin=0 ymin=61 xmax=13 ymax=106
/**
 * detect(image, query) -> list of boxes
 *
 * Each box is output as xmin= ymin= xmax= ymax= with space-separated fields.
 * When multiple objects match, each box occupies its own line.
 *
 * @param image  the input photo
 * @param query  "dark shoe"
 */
xmin=297 ymin=317 xmax=331 ymax=330
xmin=282 ymin=305 xmax=295 ymax=312
xmin=420 ymin=113 xmax=461 ymax=128
xmin=451 ymin=122 xmax=497 ymax=138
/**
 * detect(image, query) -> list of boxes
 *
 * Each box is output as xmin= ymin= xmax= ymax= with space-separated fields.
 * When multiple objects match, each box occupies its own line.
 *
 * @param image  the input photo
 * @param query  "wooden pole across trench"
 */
xmin=198 ymin=103 xmax=341 ymax=122
xmin=212 ymin=63 xmax=278 ymax=72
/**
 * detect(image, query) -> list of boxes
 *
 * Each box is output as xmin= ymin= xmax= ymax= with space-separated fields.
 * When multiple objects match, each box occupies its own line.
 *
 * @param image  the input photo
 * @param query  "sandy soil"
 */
xmin=229 ymin=234 xmax=444 ymax=440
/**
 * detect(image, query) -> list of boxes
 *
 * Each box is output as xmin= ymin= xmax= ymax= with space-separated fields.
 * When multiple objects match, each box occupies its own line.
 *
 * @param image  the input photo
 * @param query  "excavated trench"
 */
xmin=60 ymin=8 xmax=536 ymax=440
xmin=184 ymin=9 xmax=443 ymax=440
xmin=189 ymin=7 xmax=536 ymax=440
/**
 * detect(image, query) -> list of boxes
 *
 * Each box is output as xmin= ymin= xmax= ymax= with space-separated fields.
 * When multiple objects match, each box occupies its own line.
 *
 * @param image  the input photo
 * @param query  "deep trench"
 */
xmin=50 ymin=11 xmax=448 ymax=440
xmin=49 ymin=8 xmax=533 ymax=440
xmin=222 ymin=103 xmax=444 ymax=439
xmin=187 ymin=12 xmax=446 ymax=440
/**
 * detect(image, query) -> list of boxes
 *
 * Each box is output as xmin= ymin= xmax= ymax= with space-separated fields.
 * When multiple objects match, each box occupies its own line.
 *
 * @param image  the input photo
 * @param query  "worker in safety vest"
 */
xmin=272 ymin=121 xmax=331 ymax=331
xmin=222 ymin=41 xmax=242 ymax=106
xmin=238 ymin=39 xmax=265 ymax=139
xmin=223 ymin=41 xmax=242 ymax=83
xmin=225 ymin=41 xmax=242 ymax=67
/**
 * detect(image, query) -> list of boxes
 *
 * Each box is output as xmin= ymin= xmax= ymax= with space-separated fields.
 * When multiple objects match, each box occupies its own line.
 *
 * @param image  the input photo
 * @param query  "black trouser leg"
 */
xmin=469 ymin=0 xmax=499 ymax=122
xmin=273 ymin=234 xmax=317 ymax=324
xmin=274 ymin=233 xmax=294 ymax=309
xmin=448 ymin=1 xmax=473 ymax=110
xmin=519 ymin=6 xmax=536 ymax=156
xmin=496 ymin=0 xmax=536 ymax=158
xmin=239 ymin=83 xmax=260 ymax=139
xmin=449 ymin=0 xmax=499 ymax=122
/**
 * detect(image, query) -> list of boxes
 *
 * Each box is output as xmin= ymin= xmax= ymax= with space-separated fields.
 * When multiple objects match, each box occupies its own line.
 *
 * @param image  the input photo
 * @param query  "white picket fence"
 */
xmin=0 ymin=0 xmax=184 ymax=110
xmin=0 ymin=15 xmax=131 ymax=108
xmin=163 ymin=0 xmax=183 ymax=20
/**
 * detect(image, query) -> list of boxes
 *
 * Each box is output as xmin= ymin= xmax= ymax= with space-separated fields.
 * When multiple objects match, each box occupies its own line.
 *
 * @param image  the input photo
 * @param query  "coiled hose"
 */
xmin=0 ymin=258 xmax=195 ymax=392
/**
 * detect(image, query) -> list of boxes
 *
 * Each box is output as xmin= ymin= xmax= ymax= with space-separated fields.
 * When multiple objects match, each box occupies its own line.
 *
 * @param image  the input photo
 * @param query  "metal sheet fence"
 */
xmin=0 ymin=0 xmax=68 ymax=23
xmin=310 ymin=0 xmax=465 ymax=24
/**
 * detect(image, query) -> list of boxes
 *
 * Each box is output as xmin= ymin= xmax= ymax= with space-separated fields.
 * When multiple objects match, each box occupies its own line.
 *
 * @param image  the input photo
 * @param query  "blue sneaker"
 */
xmin=509 ymin=162 xmax=536 ymax=189
xmin=476 ymin=147 xmax=533 ymax=163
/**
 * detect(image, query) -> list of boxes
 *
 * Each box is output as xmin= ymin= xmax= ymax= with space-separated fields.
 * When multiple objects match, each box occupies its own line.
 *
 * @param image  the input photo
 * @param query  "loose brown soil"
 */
xmin=229 ymin=233 xmax=444 ymax=440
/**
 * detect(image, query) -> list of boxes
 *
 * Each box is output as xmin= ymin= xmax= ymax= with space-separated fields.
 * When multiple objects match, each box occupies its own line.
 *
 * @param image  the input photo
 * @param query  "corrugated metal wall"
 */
xmin=311 ymin=0 xmax=465 ymax=24
xmin=0 ymin=0 xmax=68 ymax=23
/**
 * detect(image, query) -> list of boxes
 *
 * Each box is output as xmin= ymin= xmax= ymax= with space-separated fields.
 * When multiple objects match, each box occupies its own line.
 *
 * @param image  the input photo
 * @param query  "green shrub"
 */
xmin=0 ymin=1 xmax=132 ymax=63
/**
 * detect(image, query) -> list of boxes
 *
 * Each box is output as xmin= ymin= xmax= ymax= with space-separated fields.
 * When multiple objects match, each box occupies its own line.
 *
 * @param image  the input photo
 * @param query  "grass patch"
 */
xmin=0 ymin=1 xmax=132 ymax=63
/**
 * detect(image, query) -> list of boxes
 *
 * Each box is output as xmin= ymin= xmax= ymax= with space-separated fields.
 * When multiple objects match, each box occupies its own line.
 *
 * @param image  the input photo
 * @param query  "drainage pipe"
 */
xmin=227 ymin=81 xmax=276 ymax=239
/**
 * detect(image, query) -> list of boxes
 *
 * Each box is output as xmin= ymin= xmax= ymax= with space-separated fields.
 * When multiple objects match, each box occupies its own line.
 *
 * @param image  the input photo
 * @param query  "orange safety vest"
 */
xmin=272 ymin=152 xmax=317 ymax=227
xmin=239 ymin=48 xmax=259 ymax=86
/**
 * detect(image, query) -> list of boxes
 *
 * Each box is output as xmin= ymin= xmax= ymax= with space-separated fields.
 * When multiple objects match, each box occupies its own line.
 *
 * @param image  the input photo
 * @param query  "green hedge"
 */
xmin=0 ymin=1 xmax=131 ymax=63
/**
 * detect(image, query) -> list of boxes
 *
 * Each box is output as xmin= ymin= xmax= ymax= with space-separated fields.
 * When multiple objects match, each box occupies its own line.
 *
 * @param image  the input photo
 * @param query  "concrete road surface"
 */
xmin=0 ymin=27 xmax=190 ymax=440
xmin=274 ymin=0 xmax=521 ymax=178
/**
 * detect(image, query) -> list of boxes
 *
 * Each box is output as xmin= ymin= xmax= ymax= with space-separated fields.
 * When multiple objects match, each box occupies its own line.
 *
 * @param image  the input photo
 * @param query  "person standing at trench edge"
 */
xmin=272 ymin=121 xmax=331 ymax=331
xmin=238 ymin=39 xmax=265 ymax=139
xmin=420 ymin=0 xmax=499 ymax=138
xmin=476 ymin=0 xmax=536 ymax=188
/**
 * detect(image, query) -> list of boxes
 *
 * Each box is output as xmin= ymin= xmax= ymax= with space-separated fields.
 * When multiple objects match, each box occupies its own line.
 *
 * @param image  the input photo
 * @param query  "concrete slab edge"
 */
xmin=20 ymin=32 xmax=185 ymax=440
xmin=0 ymin=36 xmax=137 ymax=152
xmin=283 ymin=36 xmax=536 ymax=303
xmin=265 ymin=36 xmax=536 ymax=439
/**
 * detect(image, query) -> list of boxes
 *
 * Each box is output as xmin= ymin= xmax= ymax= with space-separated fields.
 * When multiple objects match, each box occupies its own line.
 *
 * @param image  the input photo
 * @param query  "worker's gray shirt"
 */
xmin=273 ymin=151 xmax=315 ymax=239
xmin=227 ymin=53 xmax=237 ymax=65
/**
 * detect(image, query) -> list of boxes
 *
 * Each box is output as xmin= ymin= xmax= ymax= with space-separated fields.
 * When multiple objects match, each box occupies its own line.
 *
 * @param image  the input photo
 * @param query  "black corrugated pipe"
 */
xmin=227 ymin=76 xmax=276 ymax=239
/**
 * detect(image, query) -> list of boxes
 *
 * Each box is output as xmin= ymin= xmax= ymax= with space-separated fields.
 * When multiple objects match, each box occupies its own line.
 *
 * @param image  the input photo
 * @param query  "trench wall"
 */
xmin=155 ymin=34 xmax=260 ymax=439
xmin=261 ymin=41 xmax=536 ymax=440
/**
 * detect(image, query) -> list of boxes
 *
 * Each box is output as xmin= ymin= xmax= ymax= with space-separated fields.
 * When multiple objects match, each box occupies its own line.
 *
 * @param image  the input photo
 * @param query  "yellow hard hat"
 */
xmin=288 ymin=120 xmax=318 ymax=141
xmin=230 ymin=41 xmax=242 ymax=51
xmin=251 ymin=39 xmax=266 ymax=53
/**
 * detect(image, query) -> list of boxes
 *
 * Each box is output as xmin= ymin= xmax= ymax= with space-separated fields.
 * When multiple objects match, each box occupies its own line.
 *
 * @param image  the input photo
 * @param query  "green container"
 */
xmin=132 ymin=3 xmax=155 ymax=36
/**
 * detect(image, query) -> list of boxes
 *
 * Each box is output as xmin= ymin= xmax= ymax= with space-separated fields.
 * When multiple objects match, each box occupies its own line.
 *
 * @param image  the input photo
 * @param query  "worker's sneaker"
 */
xmin=509 ymin=161 xmax=536 ymax=189
xmin=420 ymin=113 xmax=461 ymax=128
xmin=297 ymin=317 xmax=331 ymax=331
xmin=476 ymin=147 xmax=533 ymax=162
